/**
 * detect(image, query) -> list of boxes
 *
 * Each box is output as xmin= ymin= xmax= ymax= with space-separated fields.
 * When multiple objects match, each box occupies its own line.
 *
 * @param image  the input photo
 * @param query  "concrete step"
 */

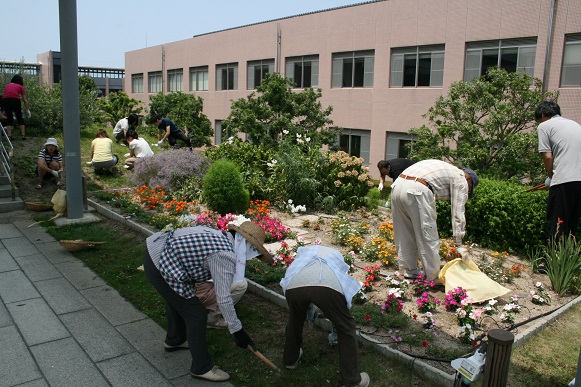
xmin=0 ymin=196 xmax=24 ymax=213
xmin=0 ymin=184 xmax=18 ymax=198
xmin=0 ymin=176 xmax=9 ymax=185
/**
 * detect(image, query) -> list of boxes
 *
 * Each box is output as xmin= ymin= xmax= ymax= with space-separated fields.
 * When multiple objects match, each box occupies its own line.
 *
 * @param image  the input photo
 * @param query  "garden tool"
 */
xmin=247 ymin=346 xmax=280 ymax=371
xmin=526 ymin=183 xmax=548 ymax=192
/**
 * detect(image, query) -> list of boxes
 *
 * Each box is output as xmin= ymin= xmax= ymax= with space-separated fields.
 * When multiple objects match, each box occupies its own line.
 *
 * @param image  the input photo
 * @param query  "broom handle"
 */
xmin=247 ymin=346 xmax=280 ymax=371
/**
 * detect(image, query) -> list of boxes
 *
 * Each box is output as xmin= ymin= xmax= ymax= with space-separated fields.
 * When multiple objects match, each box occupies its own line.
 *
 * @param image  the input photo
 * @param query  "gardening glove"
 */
xmin=457 ymin=246 xmax=469 ymax=262
xmin=51 ymin=170 xmax=59 ymax=178
xmin=544 ymin=177 xmax=551 ymax=187
xmin=158 ymin=140 xmax=163 ymax=145
xmin=233 ymin=329 xmax=256 ymax=351
xmin=26 ymin=110 xmax=31 ymax=118
xmin=378 ymin=182 xmax=384 ymax=191
xmin=124 ymin=153 xmax=130 ymax=158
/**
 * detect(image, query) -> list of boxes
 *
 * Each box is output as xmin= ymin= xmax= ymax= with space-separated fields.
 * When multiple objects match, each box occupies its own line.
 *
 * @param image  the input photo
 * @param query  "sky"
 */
xmin=4 ymin=0 xmax=367 ymax=69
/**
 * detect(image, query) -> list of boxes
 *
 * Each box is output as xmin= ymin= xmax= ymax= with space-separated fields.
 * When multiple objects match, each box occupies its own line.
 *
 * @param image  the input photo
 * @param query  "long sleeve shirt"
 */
xmin=397 ymin=159 xmax=469 ymax=243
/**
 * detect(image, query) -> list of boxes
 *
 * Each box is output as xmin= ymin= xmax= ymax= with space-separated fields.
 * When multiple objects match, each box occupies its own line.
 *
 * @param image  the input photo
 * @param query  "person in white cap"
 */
xmin=143 ymin=220 xmax=272 ymax=383
xmin=281 ymin=245 xmax=370 ymax=387
xmin=36 ymin=137 xmax=63 ymax=189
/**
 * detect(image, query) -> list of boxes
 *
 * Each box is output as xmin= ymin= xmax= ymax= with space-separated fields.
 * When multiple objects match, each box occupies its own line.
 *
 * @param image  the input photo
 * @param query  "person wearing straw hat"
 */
xmin=36 ymin=137 xmax=63 ymax=189
xmin=143 ymin=219 xmax=272 ymax=383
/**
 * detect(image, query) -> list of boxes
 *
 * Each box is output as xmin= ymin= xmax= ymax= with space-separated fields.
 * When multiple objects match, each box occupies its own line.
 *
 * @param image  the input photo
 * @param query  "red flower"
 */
xmin=413 ymin=314 xmax=418 ymax=320
xmin=558 ymin=218 xmax=564 ymax=225
xmin=422 ymin=341 xmax=428 ymax=348
xmin=365 ymin=314 xmax=371 ymax=321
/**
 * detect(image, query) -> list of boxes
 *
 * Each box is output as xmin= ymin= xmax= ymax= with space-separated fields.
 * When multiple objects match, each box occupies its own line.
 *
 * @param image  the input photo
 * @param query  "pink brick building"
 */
xmin=124 ymin=0 xmax=581 ymax=177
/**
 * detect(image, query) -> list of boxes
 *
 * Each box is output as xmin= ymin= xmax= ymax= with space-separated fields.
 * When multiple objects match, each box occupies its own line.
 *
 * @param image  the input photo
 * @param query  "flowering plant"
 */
xmin=343 ymin=251 xmax=357 ymax=273
xmin=444 ymin=287 xmax=468 ymax=312
xmin=422 ymin=312 xmax=436 ymax=329
xmin=483 ymin=299 xmax=499 ymax=316
xmin=456 ymin=324 xmax=476 ymax=345
xmin=499 ymin=295 xmax=521 ymax=325
xmin=382 ymin=293 xmax=404 ymax=314
xmin=286 ymin=199 xmax=307 ymax=214
xmin=411 ymin=274 xmax=435 ymax=296
xmin=416 ymin=291 xmax=440 ymax=313
xmin=530 ymin=282 xmax=551 ymax=305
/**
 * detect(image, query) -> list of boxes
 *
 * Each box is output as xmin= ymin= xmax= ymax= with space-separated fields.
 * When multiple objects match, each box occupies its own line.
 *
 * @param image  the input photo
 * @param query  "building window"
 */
xmin=247 ymin=59 xmax=274 ymax=89
xmin=385 ymin=132 xmax=416 ymax=160
xmin=167 ymin=69 xmax=183 ymax=92
xmin=338 ymin=128 xmax=371 ymax=164
xmin=148 ymin=71 xmax=162 ymax=93
xmin=561 ymin=34 xmax=581 ymax=87
xmin=190 ymin=66 xmax=208 ymax=91
xmin=131 ymin=73 xmax=143 ymax=93
xmin=285 ymin=55 xmax=319 ymax=88
xmin=464 ymin=38 xmax=536 ymax=82
xmin=390 ymin=45 xmax=444 ymax=87
xmin=332 ymin=50 xmax=374 ymax=88
xmin=216 ymin=63 xmax=238 ymax=91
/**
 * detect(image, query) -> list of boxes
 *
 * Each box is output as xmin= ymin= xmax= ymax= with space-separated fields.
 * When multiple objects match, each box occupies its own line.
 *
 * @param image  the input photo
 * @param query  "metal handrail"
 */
xmin=0 ymin=122 xmax=15 ymax=201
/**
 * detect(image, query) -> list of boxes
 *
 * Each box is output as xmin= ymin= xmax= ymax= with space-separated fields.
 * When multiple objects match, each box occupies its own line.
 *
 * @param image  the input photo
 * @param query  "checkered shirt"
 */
xmin=158 ymin=229 xmax=234 ymax=299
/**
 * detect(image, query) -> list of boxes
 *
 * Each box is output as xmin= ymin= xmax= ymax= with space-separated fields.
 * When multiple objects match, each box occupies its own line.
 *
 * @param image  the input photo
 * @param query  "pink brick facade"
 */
xmin=124 ymin=0 xmax=581 ymax=178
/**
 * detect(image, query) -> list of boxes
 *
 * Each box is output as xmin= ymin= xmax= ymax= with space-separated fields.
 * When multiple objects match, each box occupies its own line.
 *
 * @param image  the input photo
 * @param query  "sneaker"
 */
xmin=285 ymin=348 xmax=303 ymax=369
xmin=191 ymin=366 xmax=230 ymax=382
xmin=356 ymin=372 xmax=370 ymax=387
xmin=164 ymin=341 xmax=189 ymax=352
xmin=207 ymin=314 xmax=228 ymax=329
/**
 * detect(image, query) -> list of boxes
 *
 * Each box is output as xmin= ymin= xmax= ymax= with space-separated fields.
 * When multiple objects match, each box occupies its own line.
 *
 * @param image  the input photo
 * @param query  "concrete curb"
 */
xmin=87 ymin=198 xmax=581 ymax=386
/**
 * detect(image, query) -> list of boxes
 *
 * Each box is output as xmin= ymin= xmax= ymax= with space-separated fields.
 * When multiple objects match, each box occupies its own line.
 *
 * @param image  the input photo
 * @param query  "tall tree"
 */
xmin=222 ymin=73 xmax=338 ymax=150
xmin=408 ymin=67 xmax=558 ymax=182
xmin=98 ymin=90 xmax=143 ymax=124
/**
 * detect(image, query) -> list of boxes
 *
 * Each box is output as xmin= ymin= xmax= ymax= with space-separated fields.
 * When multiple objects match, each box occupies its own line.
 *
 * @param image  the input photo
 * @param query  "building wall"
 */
xmin=124 ymin=0 xmax=581 ymax=178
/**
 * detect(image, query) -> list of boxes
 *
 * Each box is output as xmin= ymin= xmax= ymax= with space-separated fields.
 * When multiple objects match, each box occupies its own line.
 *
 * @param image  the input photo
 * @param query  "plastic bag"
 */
xmin=51 ymin=189 xmax=67 ymax=216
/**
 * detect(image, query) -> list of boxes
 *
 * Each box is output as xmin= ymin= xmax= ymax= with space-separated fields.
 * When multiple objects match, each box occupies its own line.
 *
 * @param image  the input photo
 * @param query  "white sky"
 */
xmin=3 ymin=0 xmax=367 ymax=68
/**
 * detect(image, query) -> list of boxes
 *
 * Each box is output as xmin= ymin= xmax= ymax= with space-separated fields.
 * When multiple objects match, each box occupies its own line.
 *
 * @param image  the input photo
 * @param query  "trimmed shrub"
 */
xmin=202 ymin=159 xmax=249 ymax=215
xmin=129 ymin=149 xmax=211 ymax=194
xmin=436 ymin=179 xmax=547 ymax=252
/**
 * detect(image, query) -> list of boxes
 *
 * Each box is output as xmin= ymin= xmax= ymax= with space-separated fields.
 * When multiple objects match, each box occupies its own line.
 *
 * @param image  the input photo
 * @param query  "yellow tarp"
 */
xmin=438 ymin=257 xmax=510 ymax=303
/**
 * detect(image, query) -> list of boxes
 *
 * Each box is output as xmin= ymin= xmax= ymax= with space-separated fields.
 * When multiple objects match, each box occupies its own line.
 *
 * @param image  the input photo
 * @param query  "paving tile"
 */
xmin=0 ymin=248 xmax=19 ymax=272
xmin=97 ymin=352 xmax=172 ymax=386
xmin=31 ymin=337 xmax=109 ymax=386
xmin=15 ymin=253 xmax=62 ymax=282
xmin=0 ymin=270 xmax=40 ymax=303
xmin=14 ymin=379 xmax=49 ymax=387
xmin=0 ymin=325 xmax=43 ymax=386
xmin=0 ymin=298 xmax=12 ymax=328
xmin=39 ymin=240 xmax=78 ymax=264
xmin=19 ymin=222 xmax=59 ymax=244
xmin=1 ymin=236 xmax=41 ymax=257
xmin=60 ymin=308 xmax=134 ymax=362
xmin=55 ymin=260 xmax=107 ymax=289
xmin=34 ymin=277 xmax=91 ymax=315
xmin=7 ymin=297 xmax=69 ymax=346
xmin=0 ymin=223 xmax=24 ymax=238
xmin=80 ymin=285 xmax=146 ymax=326
xmin=117 ymin=318 xmax=191 ymax=379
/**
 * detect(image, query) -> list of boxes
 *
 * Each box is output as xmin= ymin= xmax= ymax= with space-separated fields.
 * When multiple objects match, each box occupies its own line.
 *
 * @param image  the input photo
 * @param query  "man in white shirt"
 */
xmin=124 ymin=129 xmax=154 ymax=170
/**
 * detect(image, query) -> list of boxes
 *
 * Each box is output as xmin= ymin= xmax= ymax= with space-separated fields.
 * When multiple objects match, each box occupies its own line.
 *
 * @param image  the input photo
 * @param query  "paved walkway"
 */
xmin=0 ymin=210 xmax=232 ymax=387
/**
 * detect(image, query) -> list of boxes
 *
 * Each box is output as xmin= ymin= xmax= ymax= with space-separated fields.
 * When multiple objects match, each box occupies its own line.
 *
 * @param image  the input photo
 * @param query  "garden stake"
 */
xmin=247 ymin=346 xmax=280 ymax=372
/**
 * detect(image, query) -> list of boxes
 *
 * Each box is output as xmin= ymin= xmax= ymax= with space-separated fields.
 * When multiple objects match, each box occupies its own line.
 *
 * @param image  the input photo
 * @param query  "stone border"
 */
xmin=87 ymin=198 xmax=581 ymax=385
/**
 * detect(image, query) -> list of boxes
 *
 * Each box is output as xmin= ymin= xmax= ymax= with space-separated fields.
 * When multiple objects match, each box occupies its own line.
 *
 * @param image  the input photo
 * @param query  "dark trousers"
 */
xmin=547 ymin=181 xmax=581 ymax=240
xmin=143 ymin=251 xmax=213 ymax=375
xmin=3 ymin=98 xmax=24 ymax=126
xmin=284 ymin=286 xmax=361 ymax=386
xmin=168 ymin=131 xmax=192 ymax=148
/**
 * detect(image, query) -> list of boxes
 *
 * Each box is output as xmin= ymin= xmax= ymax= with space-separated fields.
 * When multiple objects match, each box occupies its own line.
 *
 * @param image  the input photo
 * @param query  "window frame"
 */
xmin=390 ymin=45 xmax=445 ymax=88
xmin=167 ymin=68 xmax=183 ymax=92
xmin=332 ymin=50 xmax=375 ymax=88
xmin=131 ymin=73 xmax=143 ymax=93
xmin=190 ymin=66 xmax=209 ymax=91
xmin=285 ymin=55 xmax=319 ymax=88
xmin=247 ymin=59 xmax=274 ymax=89
xmin=561 ymin=34 xmax=581 ymax=87
xmin=216 ymin=63 xmax=238 ymax=91
xmin=464 ymin=38 xmax=537 ymax=82
xmin=148 ymin=71 xmax=162 ymax=93
xmin=338 ymin=128 xmax=371 ymax=164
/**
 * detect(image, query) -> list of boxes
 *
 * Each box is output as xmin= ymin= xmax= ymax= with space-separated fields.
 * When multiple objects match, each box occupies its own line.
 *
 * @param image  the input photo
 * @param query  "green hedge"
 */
xmin=436 ymin=179 xmax=548 ymax=253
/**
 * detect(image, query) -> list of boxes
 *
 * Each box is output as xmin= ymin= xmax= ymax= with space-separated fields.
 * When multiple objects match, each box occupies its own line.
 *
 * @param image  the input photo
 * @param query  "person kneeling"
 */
xmin=36 ymin=137 xmax=63 ymax=189
xmin=124 ymin=129 xmax=154 ymax=170
xmin=91 ymin=129 xmax=118 ymax=174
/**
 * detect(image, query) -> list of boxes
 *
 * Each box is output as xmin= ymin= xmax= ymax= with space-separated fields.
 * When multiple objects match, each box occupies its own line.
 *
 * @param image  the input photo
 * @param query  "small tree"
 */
xmin=222 ymin=73 xmax=338 ymax=150
xmin=202 ymin=159 xmax=250 ymax=215
xmin=148 ymin=92 xmax=213 ymax=147
xmin=98 ymin=91 xmax=143 ymax=124
xmin=408 ymin=67 xmax=558 ymax=181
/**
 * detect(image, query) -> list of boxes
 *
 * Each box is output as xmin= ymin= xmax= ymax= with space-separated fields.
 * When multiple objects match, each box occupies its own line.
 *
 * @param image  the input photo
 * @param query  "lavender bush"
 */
xmin=130 ymin=149 xmax=211 ymax=195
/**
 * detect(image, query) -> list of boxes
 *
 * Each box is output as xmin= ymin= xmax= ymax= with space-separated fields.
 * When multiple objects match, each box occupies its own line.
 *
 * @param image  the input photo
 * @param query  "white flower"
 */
xmin=488 ymin=299 xmax=498 ymax=306
xmin=425 ymin=311 xmax=433 ymax=318
xmin=530 ymin=290 xmax=536 ymax=296
xmin=305 ymin=137 xmax=311 ymax=142
xmin=288 ymin=199 xmax=293 ymax=204
xmin=535 ymin=282 xmax=543 ymax=288
xmin=296 ymin=133 xmax=302 ymax=138
xmin=283 ymin=129 xmax=289 ymax=135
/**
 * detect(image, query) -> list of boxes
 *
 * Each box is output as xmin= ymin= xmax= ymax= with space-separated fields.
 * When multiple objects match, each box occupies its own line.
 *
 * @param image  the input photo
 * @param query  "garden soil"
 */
xmin=13 ymin=136 xmax=577 ymax=376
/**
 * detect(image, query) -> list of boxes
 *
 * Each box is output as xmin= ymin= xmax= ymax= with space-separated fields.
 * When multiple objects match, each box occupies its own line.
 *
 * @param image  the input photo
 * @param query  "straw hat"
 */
xmin=228 ymin=221 xmax=272 ymax=264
